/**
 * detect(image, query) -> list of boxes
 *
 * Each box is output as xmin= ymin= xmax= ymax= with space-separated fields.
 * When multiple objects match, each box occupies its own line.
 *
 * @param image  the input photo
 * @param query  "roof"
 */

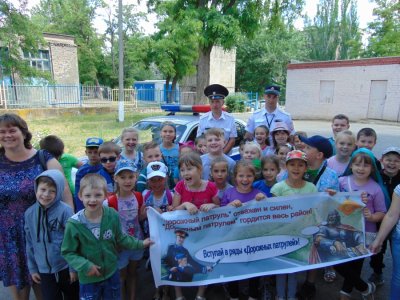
xmin=287 ymin=57 xmax=400 ymax=70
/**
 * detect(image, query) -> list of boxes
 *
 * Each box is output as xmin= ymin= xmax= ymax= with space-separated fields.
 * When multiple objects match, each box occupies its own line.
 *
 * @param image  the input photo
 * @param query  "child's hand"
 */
xmin=255 ymin=193 xmax=266 ymax=201
xmin=200 ymin=203 xmax=217 ymax=212
xmin=363 ymin=207 xmax=372 ymax=221
xmin=230 ymin=200 xmax=242 ymax=207
xmin=361 ymin=192 xmax=369 ymax=204
xmin=167 ymin=205 xmax=174 ymax=212
xmin=369 ymin=239 xmax=382 ymax=254
xmin=70 ymin=272 xmax=78 ymax=283
xmin=184 ymin=202 xmax=199 ymax=214
xmin=87 ymin=265 xmax=101 ymax=277
xmin=31 ymin=273 xmax=41 ymax=284
xmin=325 ymin=189 xmax=337 ymax=196
xmin=143 ymin=238 xmax=154 ymax=248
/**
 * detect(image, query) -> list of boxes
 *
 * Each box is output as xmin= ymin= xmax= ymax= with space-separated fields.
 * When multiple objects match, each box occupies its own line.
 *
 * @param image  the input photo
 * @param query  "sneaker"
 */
xmin=368 ymin=273 xmax=384 ymax=286
xmin=297 ymin=282 xmax=316 ymax=300
xmin=361 ymin=282 xmax=376 ymax=300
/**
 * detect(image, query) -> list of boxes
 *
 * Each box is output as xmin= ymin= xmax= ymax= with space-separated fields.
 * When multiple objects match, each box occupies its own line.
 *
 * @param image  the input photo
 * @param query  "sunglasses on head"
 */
xmin=100 ymin=156 xmax=117 ymax=163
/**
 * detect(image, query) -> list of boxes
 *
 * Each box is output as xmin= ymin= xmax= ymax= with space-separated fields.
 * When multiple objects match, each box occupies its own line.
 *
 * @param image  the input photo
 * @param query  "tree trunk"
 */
xmin=166 ymin=76 xmax=171 ymax=103
xmin=172 ymin=76 xmax=178 ymax=103
xmin=195 ymin=46 xmax=212 ymax=104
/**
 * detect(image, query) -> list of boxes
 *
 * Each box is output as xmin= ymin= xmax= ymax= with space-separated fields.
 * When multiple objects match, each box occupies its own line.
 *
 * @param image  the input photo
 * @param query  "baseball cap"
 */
xmin=271 ymin=121 xmax=290 ymax=133
xmin=114 ymin=159 xmax=136 ymax=175
xmin=286 ymin=150 xmax=307 ymax=163
xmin=85 ymin=137 xmax=103 ymax=147
xmin=382 ymin=146 xmax=400 ymax=157
xmin=299 ymin=135 xmax=333 ymax=158
xmin=147 ymin=161 xmax=168 ymax=179
xmin=264 ymin=85 xmax=280 ymax=96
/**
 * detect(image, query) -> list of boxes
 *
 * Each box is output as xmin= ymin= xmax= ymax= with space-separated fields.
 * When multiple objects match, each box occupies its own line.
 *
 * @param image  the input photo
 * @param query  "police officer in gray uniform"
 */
xmin=197 ymin=84 xmax=237 ymax=154
xmin=245 ymin=85 xmax=294 ymax=141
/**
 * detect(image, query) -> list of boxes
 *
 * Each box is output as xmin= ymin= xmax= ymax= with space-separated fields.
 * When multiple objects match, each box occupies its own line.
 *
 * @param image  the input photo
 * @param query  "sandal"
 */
xmin=340 ymin=290 xmax=352 ymax=300
xmin=324 ymin=268 xmax=337 ymax=283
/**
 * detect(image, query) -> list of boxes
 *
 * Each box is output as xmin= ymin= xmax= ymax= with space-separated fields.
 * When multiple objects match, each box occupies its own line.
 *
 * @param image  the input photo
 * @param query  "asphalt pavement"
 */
xmin=1 ymin=117 xmax=399 ymax=300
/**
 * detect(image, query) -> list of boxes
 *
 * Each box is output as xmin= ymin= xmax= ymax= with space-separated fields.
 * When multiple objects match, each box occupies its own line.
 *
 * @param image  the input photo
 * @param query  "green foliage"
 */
xmin=0 ymin=1 xmax=50 ymax=82
xmin=236 ymin=1 xmax=308 ymax=95
xmin=366 ymin=0 xmax=400 ymax=57
xmin=303 ymin=0 xmax=362 ymax=60
xmin=225 ymin=94 xmax=246 ymax=112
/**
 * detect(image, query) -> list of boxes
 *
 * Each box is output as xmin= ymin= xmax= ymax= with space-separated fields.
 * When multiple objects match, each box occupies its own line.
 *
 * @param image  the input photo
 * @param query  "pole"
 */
xmin=118 ymin=0 xmax=124 ymax=122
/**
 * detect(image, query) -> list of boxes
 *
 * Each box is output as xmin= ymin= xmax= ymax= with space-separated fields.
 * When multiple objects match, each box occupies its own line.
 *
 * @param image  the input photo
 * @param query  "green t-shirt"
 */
xmin=271 ymin=180 xmax=318 ymax=197
xmin=59 ymin=153 xmax=79 ymax=194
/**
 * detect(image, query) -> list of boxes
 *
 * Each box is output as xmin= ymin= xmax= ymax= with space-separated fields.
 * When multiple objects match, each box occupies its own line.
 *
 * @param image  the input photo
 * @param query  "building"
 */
xmin=285 ymin=57 xmax=400 ymax=122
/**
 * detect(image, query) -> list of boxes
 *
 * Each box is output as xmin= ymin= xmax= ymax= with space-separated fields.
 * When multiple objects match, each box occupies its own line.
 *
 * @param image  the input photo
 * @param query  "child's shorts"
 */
xmin=118 ymin=249 xmax=144 ymax=269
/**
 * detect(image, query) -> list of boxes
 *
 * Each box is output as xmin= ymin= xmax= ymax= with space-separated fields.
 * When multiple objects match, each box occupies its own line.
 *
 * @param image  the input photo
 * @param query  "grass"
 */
xmin=28 ymin=111 xmax=159 ymax=157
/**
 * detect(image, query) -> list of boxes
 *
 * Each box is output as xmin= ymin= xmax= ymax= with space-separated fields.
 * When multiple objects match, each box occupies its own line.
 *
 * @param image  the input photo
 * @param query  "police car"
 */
xmin=114 ymin=104 xmax=246 ymax=160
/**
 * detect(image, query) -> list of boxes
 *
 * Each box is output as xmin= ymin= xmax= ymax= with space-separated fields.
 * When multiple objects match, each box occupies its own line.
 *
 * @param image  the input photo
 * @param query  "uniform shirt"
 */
xmin=197 ymin=111 xmax=237 ymax=142
xmin=246 ymin=107 xmax=295 ymax=135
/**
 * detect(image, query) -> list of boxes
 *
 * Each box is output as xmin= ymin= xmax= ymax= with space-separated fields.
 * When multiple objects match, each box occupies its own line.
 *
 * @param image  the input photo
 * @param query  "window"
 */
xmin=23 ymin=50 xmax=51 ymax=72
xmin=319 ymin=80 xmax=335 ymax=104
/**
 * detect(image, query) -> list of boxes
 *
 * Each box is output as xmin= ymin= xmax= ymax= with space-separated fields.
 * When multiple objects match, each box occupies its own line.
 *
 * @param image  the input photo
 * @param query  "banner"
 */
xmin=148 ymin=192 xmax=372 ymax=287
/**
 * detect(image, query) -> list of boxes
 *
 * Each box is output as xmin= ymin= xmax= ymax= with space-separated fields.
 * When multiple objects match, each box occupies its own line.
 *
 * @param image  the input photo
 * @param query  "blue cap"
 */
xmin=204 ymin=84 xmax=229 ymax=100
xmin=264 ymin=85 xmax=280 ymax=96
xmin=299 ymin=135 xmax=333 ymax=158
xmin=85 ymin=137 xmax=103 ymax=147
xmin=175 ymin=253 xmax=187 ymax=260
xmin=114 ymin=159 xmax=136 ymax=175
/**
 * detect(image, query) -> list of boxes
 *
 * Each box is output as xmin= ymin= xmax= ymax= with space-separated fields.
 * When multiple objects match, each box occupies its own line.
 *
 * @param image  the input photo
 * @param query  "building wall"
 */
xmin=44 ymin=33 xmax=79 ymax=85
xmin=285 ymin=58 xmax=400 ymax=122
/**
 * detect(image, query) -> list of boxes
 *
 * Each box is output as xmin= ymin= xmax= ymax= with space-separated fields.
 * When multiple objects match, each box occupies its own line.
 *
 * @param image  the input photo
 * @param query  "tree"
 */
xmin=366 ymin=0 xmax=400 ymax=57
xmin=148 ymin=0 xmax=264 ymax=103
xmin=0 ymin=0 xmax=49 ymax=82
xmin=31 ymin=0 xmax=105 ymax=84
xmin=303 ymin=0 xmax=362 ymax=60
xmin=236 ymin=0 xmax=308 ymax=97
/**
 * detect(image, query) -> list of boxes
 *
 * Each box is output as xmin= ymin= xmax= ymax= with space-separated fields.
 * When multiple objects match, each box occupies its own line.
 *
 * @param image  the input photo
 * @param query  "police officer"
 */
xmin=197 ymin=84 xmax=237 ymax=154
xmin=244 ymin=85 xmax=295 ymax=141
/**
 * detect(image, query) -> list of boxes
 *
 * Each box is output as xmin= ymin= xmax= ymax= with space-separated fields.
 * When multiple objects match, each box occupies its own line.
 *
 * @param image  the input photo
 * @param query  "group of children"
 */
xmin=24 ymin=113 xmax=399 ymax=300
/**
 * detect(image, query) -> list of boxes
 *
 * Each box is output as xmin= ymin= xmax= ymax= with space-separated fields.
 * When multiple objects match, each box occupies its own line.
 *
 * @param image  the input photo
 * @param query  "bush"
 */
xmin=225 ymin=94 xmax=247 ymax=112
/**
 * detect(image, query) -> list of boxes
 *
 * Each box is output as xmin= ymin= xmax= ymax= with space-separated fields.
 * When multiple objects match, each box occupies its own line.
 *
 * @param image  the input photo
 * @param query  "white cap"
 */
xmin=147 ymin=161 xmax=168 ymax=179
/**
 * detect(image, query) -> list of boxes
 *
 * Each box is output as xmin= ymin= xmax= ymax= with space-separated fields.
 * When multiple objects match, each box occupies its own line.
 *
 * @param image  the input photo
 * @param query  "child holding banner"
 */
xmin=221 ymin=160 xmax=267 ymax=300
xmin=253 ymin=155 xmax=280 ymax=197
xmin=335 ymin=148 xmax=388 ymax=300
xmin=210 ymin=157 xmax=233 ymax=200
xmin=172 ymin=152 xmax=219 ymax=300
xmin=270 ymin=150 xmax=317 ymax=300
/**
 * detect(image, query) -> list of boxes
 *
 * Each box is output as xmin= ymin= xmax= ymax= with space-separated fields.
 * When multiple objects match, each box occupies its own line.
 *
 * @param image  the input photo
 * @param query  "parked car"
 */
xmin=114 ymin=111 xmax=246 ymax=160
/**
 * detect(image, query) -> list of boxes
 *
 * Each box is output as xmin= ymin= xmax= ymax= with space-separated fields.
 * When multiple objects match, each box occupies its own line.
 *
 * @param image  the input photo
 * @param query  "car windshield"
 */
xmin=131 ymin=120 xmax=187 ymax=145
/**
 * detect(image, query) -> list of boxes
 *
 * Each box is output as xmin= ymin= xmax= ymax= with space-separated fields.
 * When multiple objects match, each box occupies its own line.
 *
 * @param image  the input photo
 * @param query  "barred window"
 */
xmin=23 ymin=50 xmax=51 ymax=72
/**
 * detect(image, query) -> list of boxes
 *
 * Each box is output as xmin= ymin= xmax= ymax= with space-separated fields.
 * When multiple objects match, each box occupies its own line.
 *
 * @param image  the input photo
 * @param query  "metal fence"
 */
xmin=0 ymin=84 xmax=261 ymax=110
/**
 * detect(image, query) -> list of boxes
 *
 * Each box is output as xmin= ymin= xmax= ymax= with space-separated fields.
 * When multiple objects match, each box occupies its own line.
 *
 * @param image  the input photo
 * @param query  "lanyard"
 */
xmin=265 ymin=113 xmax=275 ymax=128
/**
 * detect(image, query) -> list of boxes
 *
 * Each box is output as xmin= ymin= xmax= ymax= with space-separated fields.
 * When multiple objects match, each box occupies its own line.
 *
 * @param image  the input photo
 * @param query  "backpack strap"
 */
xmin=38 ymin=149 xmax=47 ymax=171
xmin=133 ymin=191 xmax=143 ymax=209
xmin=107 ymin=193 xmax=118 ymax=211
xmin=166 ymin=189 xmax=173 ymax=205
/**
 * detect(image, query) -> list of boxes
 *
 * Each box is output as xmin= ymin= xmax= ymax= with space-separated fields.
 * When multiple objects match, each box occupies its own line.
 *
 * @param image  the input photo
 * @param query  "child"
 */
xmin=293 ymin=131 xmax=307 ymax=151
xmin=210 ymin=157 xmax=233 ymax=200
xmin=328 ymin=114 xmax=350 ymax=156
xmin=201 ymin=128 xmax=236 ymax=181
xmin=270 ymin=122 xmax=291 ymax=152
xmin=335 ymin=148 xmax=388 ymax=300
xmin=221 ymin=160 xmax=267 ymax=300
xmin=254 ymin=125 xmax=273 ymax=156
xmin=160 ymin=122 xmax=179 ymax=189
xmin=172 ymin=152 xmax=219 ymax=299
xmin=120 ymin=127 xmax=143 ymax=171
xmin=136 ymin=141 xmax=169 ymax=192
xmin=368 ymin=147 xmax=400 ymax=286
xmin=24 ymin=170 xmax=79 ymax=300
xmin=253 ymin=155 xmax=280 ymax=197
xmin=356 ymin=127 xmax=382 ymax=170
xmin=40 ymin=135 xmax=83 ymax=196
xmin=327 ymin=130 xmax=356 ymax=176
xmin=74 ymin=137 xmax=104 ymax=211
xmin=242 ymin=142 xmax=263 ymax=180
xmin=275 ymin=143 xmax=293 ymax=182
xmin=195 ymin=135 xmax=207 ymax=155
xmin=61 ymin=174 xmax=152 ymax=300
xmin=106 ymin=159 xmax=144 ymax=300
xmin=271 ymin=150 xmax=317 ymax=300
xmin=98 ymin=141 xmax=121 ymax=194
xmin=173 ymin=142 xmax=196 ymax=183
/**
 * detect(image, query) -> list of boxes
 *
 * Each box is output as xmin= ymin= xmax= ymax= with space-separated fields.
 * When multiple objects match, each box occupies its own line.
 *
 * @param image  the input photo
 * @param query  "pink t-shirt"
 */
xmin=339 ymin=175 xmax=387 ymax=233
xmin=327 ymin=156 xmax=349 ymax=176
xmin=175 ymin=180 xmax=218 ymax=208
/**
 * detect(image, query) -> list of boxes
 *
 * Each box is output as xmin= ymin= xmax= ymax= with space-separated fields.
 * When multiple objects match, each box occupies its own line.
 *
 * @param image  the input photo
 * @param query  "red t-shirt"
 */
xmin=174 ymin=180 xmax=218 ymax=208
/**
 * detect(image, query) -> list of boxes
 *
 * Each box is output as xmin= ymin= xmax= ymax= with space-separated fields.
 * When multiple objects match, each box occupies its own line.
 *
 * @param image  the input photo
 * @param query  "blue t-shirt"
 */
xmin=252 ymin=180 xmax=274 ymax=197
xmin=160 ymin=144 xmax=179 ymax=189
